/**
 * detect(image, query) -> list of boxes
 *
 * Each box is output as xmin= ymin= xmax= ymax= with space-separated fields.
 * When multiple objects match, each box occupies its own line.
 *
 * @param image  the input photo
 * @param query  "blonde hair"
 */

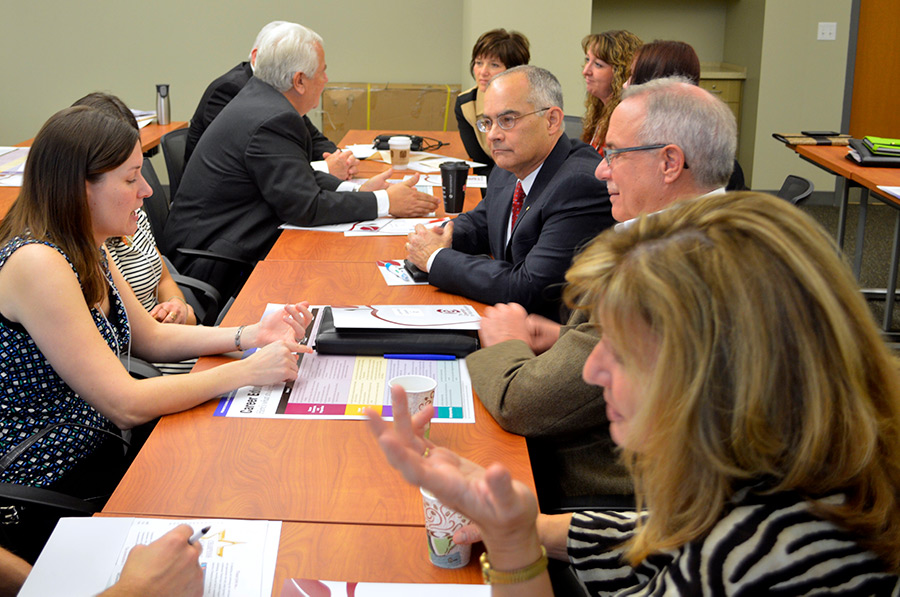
xmin=565 ymin=192 xmax=900 ymax=570
xmin=580 ymin=30 xmax=642 ymax=146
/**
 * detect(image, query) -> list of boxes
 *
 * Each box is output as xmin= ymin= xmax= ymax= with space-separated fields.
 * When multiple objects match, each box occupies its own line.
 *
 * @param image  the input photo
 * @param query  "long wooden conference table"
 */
xmin=0 ymin=121 xmax=187 ymax=220
xmin=102 ymin=130 xmax=533 ymax=591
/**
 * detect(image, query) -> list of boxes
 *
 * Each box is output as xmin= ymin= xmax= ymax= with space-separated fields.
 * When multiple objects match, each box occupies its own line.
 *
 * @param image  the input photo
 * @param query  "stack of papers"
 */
xmin=0 ymin=146 xmax=28 ymax=187
xmin=131 ymin=108 xmax=156 ymax=128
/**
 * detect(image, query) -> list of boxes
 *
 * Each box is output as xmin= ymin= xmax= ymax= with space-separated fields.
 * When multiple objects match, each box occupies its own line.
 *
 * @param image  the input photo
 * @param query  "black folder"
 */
xmin=313 ymin=307 xmax=479 ymax=357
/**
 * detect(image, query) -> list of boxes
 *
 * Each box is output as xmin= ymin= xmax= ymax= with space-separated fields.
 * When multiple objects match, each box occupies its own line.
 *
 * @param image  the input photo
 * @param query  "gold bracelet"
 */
xmin=480 ymin=546 xmax=548 ymax=585
xmin=234 ymin=325 xmax=246 ymax=351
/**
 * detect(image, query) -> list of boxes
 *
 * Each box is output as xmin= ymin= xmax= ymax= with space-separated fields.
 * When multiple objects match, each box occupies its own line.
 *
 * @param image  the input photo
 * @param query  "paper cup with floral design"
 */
xmin=421 ymin=487 xmax=472 ymax=568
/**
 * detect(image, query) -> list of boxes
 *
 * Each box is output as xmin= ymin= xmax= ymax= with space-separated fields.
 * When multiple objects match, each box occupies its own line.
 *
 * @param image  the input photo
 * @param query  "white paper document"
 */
xmin=330 ymin=304 xmax=480 ymax=330
xmin=20 ymin=517 xmax=282 ymax=597
xmin=216 ymin=305 xmax=476 ymax=423
xmin=342 ymin=143 xmax=379 ymax=159
xmin=376 ymin=259 xmax=427 ymax=285
xmin=877 ymin=186 xmax=900 ymax=200
xmin=281 ymin=579 xmax=490 ymax=596
xmin=410 ymin=156 xmax=486 ymax=173
xmin=418 ymin=174 xmax=487 ymax=188
xmin=281 ymin=216 xmax=445 ymax=235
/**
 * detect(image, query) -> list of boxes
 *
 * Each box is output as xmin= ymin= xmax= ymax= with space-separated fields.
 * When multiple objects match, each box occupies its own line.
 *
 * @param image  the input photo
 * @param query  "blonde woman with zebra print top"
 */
xmin=366 ymin=193 xmax=900 ymax=596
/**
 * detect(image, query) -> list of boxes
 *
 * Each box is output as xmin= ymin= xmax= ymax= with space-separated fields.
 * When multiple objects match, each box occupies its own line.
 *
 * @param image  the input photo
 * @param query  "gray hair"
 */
xmin=254 ymin=22 xmax=324 ymax=92
xmin=623 ymin=76 xmax=736 ymax=188
xmin=490 ymin=65 xmax=564 ymax=112
xmin=250 ymin=20 xmax=288 ymax=57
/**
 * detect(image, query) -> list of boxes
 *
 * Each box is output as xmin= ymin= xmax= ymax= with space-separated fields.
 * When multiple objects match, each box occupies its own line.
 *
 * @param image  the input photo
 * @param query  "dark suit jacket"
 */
xmin=164 ymin=77 xmax=378 ymax=293
xmin=184 ymin=61 xmax=336 ymax=164
xmin=428 ymin=135 xmax=613 ymax=321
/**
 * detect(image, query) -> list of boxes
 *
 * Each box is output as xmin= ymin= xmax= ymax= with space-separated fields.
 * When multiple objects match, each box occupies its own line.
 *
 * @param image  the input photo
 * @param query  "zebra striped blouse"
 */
xmin=107 ymin=210 xmax=195 ymax=375
xmin=107 ymin=209 xmax=161 ymax=313
xmin=568 ymin=488 xmax=898 ymax=596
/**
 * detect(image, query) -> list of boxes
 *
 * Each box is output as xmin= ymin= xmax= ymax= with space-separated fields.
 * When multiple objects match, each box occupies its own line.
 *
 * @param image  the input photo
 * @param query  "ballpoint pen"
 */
xmin=382 ymin=261 xmax=412 ymax=282
xmin=188 ymin=525 xmax=211 ymax=545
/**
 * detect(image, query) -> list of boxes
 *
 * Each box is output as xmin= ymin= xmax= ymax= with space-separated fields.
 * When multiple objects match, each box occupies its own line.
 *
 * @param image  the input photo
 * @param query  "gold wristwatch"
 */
xmin=480 ymin=546 xmax=548 ymax=584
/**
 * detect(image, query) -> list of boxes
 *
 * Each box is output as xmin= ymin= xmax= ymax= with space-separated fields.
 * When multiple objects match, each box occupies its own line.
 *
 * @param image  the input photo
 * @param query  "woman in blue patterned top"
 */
xmin=367 ymin=192 xmax=900 ymax=595
xmin=0 ymin=108 xmax=312 ymax=500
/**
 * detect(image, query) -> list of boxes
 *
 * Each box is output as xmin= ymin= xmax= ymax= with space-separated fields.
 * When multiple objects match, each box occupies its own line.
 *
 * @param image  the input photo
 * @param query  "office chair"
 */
xmin=175 ymin=248 xmax=256 ymax=304
xmin=140 ymin=158 xmax=171 ymax=241
xmin=160 ymin=128 xmax=189 ymax=201
xmin=776 ymin=175 xmax=814 ymax=205
xmin=563 ymin=115 xmax=584 ymax=141
xmin=0 ymin=423 xmax=131 ymax=563
xmin=136 ymin=160 xmax=223 ymax=326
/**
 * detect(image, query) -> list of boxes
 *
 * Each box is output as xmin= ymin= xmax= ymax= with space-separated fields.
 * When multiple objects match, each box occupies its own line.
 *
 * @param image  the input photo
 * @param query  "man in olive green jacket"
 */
xmin=467 ymin=77 xmax=737 ymax=508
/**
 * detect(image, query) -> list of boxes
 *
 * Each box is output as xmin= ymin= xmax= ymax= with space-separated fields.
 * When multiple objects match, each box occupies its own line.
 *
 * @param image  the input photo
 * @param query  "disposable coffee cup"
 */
xmin=389 ymin=136 xmax=412 ymax=170
xmin=439 ymin=161 xmax=469 ymax=213
xmin=421 ymin=487 xmax=472 ymax=568
xmin=388 ymin=375 xmax=436 ymax=437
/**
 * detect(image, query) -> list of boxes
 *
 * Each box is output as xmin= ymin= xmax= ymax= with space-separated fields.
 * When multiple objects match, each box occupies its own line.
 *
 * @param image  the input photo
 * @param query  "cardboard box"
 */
xmin=321 ymin=83 xmax=460 ymax=144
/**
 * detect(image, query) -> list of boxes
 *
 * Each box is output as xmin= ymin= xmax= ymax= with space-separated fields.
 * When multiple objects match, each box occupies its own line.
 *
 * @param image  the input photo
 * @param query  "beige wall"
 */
xmin=723 ymin=0 xmax=765 ymax=180
xmin=750 ymin=0 xmax=852 ymax=190
xmin=0 ymin=0 xmax=464 ymax=142
xmin=460 ymin=0 xmax=594 ymax=121
xmin=591 ymin=0 xmax=728 ymax=61
xmin=589 ymin=0 xmax=853 ymax=191
xmin=1 ymin=0 xmax=855 ymax=192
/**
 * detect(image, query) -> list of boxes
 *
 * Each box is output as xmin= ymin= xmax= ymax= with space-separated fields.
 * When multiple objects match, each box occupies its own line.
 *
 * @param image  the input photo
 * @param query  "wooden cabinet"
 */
xmin=699 ymin=62 xmax=746 ymax=144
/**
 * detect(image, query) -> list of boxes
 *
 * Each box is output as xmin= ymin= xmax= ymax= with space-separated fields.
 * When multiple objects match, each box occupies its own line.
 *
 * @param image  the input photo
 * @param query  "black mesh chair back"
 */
xmin=776 ymin=175 xmax=814 ymax=205
xmin=140 ymin=159 xmax=170 ymax=242
xmin=161 ymin=128 xmax=188 ymax=201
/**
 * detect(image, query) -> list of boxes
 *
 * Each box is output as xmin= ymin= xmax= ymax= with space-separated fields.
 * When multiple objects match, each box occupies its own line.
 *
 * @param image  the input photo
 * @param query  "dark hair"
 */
xmin=469 ymin=29 xmax=530 ymax=76
xmin=72 ymin=92 xmax=140 ymax=130
xmin=630 ymin=40 xmax=701 ymax=86
xmin=0 ymin=106 xmax=139 ymax=305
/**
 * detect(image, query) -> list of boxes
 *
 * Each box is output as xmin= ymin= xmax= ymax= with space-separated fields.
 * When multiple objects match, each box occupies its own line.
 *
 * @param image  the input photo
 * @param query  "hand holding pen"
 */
xmin=101 ymin=525 xmax=204 ymax=597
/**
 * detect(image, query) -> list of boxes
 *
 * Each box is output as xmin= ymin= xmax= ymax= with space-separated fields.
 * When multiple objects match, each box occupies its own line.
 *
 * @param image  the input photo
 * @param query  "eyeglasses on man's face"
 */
xmin=476 ymin=107 xmax=551 ymax=133
xmin=600 ymin=144 xmax=690 ymax=169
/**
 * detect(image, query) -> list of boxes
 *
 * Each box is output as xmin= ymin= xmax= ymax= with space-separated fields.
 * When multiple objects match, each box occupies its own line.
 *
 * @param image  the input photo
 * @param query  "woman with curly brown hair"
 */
xmin=580 ymin=30 xmax=642 ymax=150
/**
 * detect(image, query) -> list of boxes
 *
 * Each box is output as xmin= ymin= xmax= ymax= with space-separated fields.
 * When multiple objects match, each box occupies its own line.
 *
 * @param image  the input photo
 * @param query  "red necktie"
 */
xmin=511 ymin=181 xmax=525 ymax=228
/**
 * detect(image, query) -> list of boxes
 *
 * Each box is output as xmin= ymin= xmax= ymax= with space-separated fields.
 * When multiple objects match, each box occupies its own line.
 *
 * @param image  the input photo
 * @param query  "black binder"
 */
xmin=314 ymin=307 xmax=479 ymax=357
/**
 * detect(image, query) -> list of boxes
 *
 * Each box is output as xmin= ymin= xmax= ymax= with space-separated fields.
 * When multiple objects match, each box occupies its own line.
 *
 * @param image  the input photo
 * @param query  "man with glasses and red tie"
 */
xmin=464 ymin=76 xmax=736 ymax=510
xmin=405 ymin=65 xmax=613 ymax=322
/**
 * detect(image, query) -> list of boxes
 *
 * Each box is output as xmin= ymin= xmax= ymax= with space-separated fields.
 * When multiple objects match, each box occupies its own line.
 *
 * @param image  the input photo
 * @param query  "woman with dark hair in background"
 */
xmin=455 ymin=28 xmax=530 ymax=180
xmin=628 ymin=39 xmax=700 ymax=85
xmin=580 ymin=30 xmax=642 ymax=150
